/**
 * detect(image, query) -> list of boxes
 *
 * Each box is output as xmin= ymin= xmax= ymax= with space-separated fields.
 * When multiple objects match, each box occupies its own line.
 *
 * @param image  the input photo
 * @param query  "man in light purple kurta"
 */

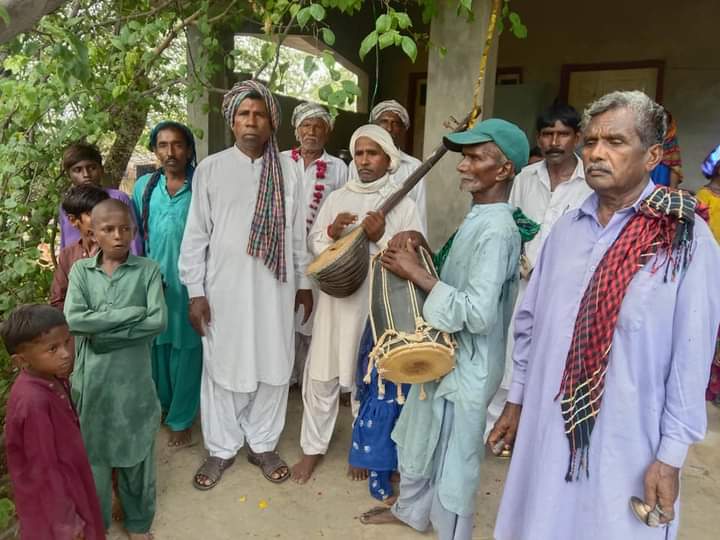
xmin=491 ymin=91 xmax=720 ymax=540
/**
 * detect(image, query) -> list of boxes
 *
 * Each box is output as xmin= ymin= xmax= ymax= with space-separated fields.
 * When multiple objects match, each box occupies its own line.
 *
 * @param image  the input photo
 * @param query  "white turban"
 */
xmin=349 ymin=124 xmax=401 ymax=174
xmin=291 ymin=101 xmax=334 ymax=129
xmin=369 ymin=99 xmax=410 ymax=129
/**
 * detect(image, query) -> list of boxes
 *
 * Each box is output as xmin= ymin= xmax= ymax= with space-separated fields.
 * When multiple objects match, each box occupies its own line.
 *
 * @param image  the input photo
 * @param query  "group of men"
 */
xmin=55 ymin=78 xmax=720 ymax=540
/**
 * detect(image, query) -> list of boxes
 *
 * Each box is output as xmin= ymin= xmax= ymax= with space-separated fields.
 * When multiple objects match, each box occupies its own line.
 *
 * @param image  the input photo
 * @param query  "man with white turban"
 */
xmin=179 ymin=80 xmax=313 ymax=489
xmin=351 ymin=99 xmax=427 ymax=229
xmin=292 ymin=124 xmax=423 ymax=484
xmin=282 ymin=102 xmax=349 ymax=386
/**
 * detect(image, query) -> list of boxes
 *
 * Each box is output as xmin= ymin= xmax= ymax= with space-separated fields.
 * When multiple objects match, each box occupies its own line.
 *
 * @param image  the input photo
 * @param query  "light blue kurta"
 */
xmin=495 ymin=181 xmax=720 ymax=540
xmin=392 ymin=202 xmax=520 ymax=517
xmin=132 ymin=173 xmax=200 ymax=350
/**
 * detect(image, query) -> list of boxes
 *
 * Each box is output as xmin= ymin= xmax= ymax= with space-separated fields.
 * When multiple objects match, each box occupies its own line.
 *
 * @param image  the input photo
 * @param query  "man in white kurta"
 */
xmin=485 ymin=103 xmax=592 ymax=442
xmin=180 ymin=81 xmax=311 ymax=488
xmin=349 ymin=100 xmax=427 ymax=228
xmin=281 ymin=102 xmax=348 ymax=385
xmin=292 ymin=124 xmax=422 ymax=484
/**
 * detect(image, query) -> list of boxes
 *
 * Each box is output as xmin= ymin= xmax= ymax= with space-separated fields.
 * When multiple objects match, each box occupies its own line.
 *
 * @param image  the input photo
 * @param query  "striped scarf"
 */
xmin=222 ymin=80 xmax=287 ymax=282
xmin=556 ymin=186 xmax=698 ymax=481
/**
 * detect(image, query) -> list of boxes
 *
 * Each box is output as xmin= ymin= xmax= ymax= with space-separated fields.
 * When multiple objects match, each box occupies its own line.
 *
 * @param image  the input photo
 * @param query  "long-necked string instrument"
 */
xmin=306 ymin=0 xmax=502 ymax=298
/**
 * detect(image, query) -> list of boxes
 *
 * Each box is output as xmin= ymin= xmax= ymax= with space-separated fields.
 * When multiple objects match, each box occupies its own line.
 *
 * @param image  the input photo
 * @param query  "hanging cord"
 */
xmin=469 ymin=0 xmax=502 ymax=127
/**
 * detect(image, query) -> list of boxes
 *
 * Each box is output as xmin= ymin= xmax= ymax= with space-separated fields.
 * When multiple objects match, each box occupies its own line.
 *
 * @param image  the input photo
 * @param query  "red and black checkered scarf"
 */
xmin=556 ymin=186 xmax=701 ymax=481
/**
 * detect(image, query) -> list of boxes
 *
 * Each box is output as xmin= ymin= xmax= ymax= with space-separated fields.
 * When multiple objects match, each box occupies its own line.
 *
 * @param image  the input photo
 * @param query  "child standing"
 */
xmin=697 ymin=143 xmax=720 ymax=404
xmin=50 ymin=184 xmax=109 ymax=310
xmin=58 ymin=142 xmax=143 ymax=255
xmin=64 ymin=199 xmax=166 ymax=539
xmin=2 ymin=304 xmax=105 ymax=539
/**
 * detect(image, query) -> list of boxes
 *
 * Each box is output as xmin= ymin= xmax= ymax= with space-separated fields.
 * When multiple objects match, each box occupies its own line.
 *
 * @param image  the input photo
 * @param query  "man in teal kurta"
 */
xmin=133 ymin=121 xmax=202 ymax=448
xmin=65 ymin=199 xmax=167 ymax=536
xmin=361 ymin=119 xmax=529 ymax=539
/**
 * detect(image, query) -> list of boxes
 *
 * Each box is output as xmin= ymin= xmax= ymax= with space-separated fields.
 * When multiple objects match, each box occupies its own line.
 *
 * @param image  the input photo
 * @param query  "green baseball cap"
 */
xmin=444 ymin=118 xmax=530 ymax=173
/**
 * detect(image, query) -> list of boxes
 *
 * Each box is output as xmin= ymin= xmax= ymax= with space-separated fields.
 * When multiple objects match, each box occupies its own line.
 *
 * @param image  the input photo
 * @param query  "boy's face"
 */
xmin=92 ymin=208 xmax=135 ymax=260
xmin=68 ymin=159 xmax=103 ymax=187
xmin=13 ymin=325 xmax=74 ymax=379
xmin=67 ymin=211 xmax=94 ymax=240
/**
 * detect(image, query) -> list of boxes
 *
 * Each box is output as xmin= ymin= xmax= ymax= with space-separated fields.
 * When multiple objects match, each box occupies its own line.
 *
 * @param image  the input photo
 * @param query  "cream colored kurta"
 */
xmin=306 ymin=176 xmax=423 ymax=388
xmin=179 ymin=146 xmax=311 ymax=393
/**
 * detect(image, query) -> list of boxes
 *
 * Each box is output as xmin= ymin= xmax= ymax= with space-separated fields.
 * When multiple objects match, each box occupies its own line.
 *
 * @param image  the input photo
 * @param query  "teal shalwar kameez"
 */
xmin=390 ymin=203 xmax=520 ymax=539
xmin=133 ymin=173 xmax=202 ymax=433
xmin=65 ymin=254 xmax=167 ymax=533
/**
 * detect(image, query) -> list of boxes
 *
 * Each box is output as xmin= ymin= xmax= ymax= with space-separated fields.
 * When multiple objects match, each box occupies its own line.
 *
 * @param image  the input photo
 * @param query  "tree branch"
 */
xmin=253 ymin=4 xmax=301 ymax=81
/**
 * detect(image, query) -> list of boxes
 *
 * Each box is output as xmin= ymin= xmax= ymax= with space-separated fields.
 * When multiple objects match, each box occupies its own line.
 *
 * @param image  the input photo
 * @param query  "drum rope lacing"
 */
xmin=366 ymin=249 xmax=456 ymax=403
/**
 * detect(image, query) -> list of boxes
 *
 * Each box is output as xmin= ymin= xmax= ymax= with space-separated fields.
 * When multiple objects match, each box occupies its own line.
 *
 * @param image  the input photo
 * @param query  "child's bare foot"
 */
xmin=167 ymin=427 xmax=193 ymax=448
xmin=347 ymin=465 xmax=368 ymax=481
xmin=291 ymin=454 xmax=322 ymax=484
xmin=359 ymin=506 xmax=402 ymax=525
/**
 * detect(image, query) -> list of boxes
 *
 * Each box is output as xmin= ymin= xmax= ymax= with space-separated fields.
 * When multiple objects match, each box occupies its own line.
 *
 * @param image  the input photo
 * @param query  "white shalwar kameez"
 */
xmin=300 ymin=175 xmax=423 ymax=455
xmin=282 ymin=149 xmax=348 ymax=384
xmin=179 ymin=145 xmax=310 ymax=459
xmin=350 ymin=150 xmax=427 ymax=229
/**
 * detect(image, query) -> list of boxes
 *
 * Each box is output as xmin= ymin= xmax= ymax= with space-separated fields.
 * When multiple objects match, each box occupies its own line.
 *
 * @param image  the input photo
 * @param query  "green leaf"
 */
xmin=511 ymin=23 xmax=528 ymax=38
xmin=309 ymin=4 xmax=326 ymax=21
xmin=322 ymin=50 xmax=335 ymax=69
xmin=395 ymin=12 xmax=412 ymax=30
xmin=508 ymin=12 xmax=521 ymax=25
xmin=359 ymin=31 xmax=378 ymax=60
xmin=289 ymin=3 xmax=301 ymax=17
xmin=401 ymin=36 xmax=418 ymax=62
xmin=3 ymin=199 xmax=16 ymax=209
xmin=330 ymin=70 xmax=341 ymax=81
xmin=375 ymin=14 xmax=391 ymax=33
xmin=341 ymin=79 xmax=361 ymax=95
xmin=296 ymin=7 xmax=312 ymax=27
xmin=496 ymin=19 xmax=505 ymax=33
xmin=303 ymin=56 xmax=317 ymax=76
xmin=318 ymin=84 xmax=333 ymax=101
xmin=327 ymin=90 xmax=347 ymax=107
xmin=0 ymin=6 xmax=10 ymax=25
xmin=502 ymin=3 xmax=510 ymax=16
xmin=459 ymin=0 xmax=472 ymax=12
xmin=321 ymin=28 xmax=336 ymax=46
xmin=439 ymin=46 xmax=448 ymax=58
xmin=378 ymin=30 xmax=398 ymax=50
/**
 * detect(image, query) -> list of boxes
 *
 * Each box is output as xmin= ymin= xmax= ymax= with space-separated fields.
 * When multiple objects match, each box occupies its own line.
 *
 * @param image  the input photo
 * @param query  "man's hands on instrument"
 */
xmin=643 ymin=460 xmax=679 ymax=525
xmin=361 ymin=210 xmax=386 ymax=242
xmin=487 ymin=402 xmax=522 ymax=456
xmin=295 ymin=289 xmax=314 ymax=324
xmin=189 ymin=296 xmax=211 ymax=336
xmin=381 ymin=239 xmax=438 ymax=293
xmin=328 ymin=212 xmax=357 ymax=240
xmin=388 ymin=230 xmax=430 ymax=253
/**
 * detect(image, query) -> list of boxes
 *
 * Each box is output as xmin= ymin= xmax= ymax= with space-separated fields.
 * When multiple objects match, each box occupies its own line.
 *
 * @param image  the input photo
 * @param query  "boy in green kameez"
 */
xmin=65 ymin=199 xmax=167 ymax=540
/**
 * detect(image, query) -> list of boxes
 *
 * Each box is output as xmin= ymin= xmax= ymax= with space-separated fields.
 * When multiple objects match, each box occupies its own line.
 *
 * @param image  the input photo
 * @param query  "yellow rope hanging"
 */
xmin=469 ymin=0 xmax=503 ymax=128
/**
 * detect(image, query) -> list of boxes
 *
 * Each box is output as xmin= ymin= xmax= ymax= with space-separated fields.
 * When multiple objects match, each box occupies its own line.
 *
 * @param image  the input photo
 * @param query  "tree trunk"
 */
xmin=103 ymin=97 xmax=151 ymax=188
xmin=0 ymin=0 xmax=68 ymax=43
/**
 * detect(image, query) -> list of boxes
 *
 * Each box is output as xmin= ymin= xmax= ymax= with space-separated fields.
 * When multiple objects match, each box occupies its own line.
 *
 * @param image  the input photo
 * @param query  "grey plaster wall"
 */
xmin=497 ymin=0 xmax=720 ymax=191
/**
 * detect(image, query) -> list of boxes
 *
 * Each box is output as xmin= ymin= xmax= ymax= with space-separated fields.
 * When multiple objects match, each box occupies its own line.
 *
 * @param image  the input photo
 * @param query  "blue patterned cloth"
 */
xmin=349 ymin=322 xmax=410 ymax=501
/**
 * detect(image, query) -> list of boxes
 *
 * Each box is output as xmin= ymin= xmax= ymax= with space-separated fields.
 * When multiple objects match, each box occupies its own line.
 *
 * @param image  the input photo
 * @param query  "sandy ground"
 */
xmin=109 ymin=390 xmax=720 ymax=540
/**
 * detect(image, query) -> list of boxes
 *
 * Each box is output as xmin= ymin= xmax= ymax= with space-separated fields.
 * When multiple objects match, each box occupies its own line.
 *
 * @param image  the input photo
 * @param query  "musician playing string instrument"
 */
xmin=360 ymin=119 xmax=529 ymax=540
xmin=292 ymin=125 xmax=422 ymax=485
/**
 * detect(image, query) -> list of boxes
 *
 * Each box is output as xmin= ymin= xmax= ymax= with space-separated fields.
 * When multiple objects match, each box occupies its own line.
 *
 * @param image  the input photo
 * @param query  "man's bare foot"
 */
xmin=128 ymin=532 xmax=153 ymax=540
xmin=167 ymin=427 xmax=193 ymax=448
xmin=347 ymin=465 xmax=368 ymax=481
xmin=390 ymin=471 xmax=400 ymax=483
xmin=383 ymin=493 xmax=398 ymax=506
xmin=112 ymin=476 xmax=124 ymax=521
xmin=291 ymin=454 xmax=322 ymax=484
xmin=359 ymin=506 xmax=402 ymax=525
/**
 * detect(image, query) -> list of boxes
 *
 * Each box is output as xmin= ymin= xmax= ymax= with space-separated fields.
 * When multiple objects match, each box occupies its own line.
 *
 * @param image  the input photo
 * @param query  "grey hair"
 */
xmin=582 ymin=91 xmax=667 ymax=148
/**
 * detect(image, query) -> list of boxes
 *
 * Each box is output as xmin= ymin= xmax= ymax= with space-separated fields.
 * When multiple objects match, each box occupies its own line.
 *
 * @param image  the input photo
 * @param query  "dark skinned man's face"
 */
xmin=537 ymin=120 xmax=580 ymax=166
xmin=232 ymin=98 xmax=272 ymax=158
xmin=353 ymin=137 xmax=391 ymax=183
xmin=375 ymin=111 xmax=406 ymax=148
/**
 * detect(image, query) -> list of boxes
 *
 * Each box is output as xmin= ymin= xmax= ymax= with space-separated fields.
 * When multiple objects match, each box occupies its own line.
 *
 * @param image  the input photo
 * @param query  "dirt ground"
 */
xmin=109 ymin=390 xmax=720 ymax=540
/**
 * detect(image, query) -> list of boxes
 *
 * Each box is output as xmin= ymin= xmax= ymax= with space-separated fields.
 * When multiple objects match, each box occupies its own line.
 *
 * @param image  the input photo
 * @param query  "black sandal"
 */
xmin=192 ymin=456 xmax=235 ymax=491
xmin=247 ymin=448 xmax=290 ymax=483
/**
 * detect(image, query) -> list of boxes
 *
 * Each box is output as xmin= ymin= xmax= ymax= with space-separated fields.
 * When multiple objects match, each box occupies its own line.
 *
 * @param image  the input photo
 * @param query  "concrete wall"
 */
xmin=423 ymin=2 xmax=499 ymax=248
xmin=497 ymin=0 xmax=720 ymax=191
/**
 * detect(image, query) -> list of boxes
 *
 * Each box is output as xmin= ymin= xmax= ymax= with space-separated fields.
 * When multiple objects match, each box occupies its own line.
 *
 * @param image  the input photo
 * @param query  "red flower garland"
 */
xmin=291 ymin=148 xmax=328 ymax=180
